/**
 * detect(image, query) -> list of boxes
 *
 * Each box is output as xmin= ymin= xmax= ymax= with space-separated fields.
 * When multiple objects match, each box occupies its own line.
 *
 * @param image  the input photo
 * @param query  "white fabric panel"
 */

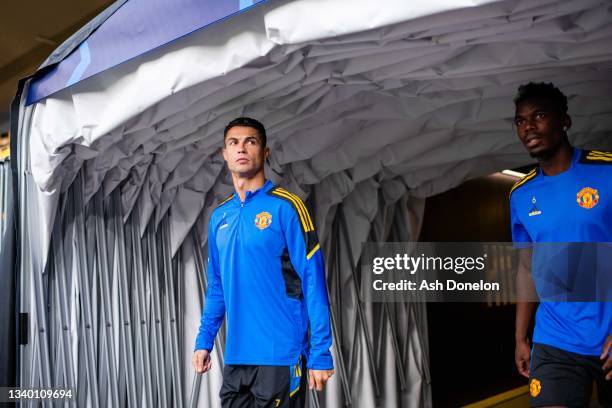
xmin=263 ymin=0 xmax=503 ymax=44
xmin=182 ymin=237 xmax=223 ymax=408
xmin=312 ymin=172 xmax=356 ymax=242
xmin=19 ymin=0 xmax=612 ymax=358
xmin=313 ymin=182 xmax=428 ymax=407
xmin=29 ymin=4 xmax=279 ymax=200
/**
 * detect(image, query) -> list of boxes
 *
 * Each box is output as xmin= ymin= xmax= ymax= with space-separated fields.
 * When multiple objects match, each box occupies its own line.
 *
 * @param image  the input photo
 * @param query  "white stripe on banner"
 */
xmin=239 ymin=0 xmax=254 ymax=10
xmin=66 ymin=41 xmax=91 ymax=87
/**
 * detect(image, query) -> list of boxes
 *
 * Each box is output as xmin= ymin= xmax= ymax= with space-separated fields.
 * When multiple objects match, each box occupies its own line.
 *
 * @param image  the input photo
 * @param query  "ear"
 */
xmin=264 ymin=146 xmax=270 ymax=161
xmin=563 ymin=115 xmax=572 ymax=131
xmin=222 ymin=145 xmax=228 ymax=163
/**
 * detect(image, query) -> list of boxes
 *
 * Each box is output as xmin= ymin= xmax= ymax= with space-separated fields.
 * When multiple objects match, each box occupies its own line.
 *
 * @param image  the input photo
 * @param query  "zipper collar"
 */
xmin=233 ymin=179 xmax=275 ymax=205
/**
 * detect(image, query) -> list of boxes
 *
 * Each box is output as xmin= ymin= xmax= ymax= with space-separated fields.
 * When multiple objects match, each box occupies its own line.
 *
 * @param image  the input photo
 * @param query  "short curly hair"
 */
xmin=513 ymin=82 xmax=568 ymax=114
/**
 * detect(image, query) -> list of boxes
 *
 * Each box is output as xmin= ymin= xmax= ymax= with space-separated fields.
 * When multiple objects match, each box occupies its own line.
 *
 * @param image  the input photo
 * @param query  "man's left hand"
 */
xmin=601 ymin=335 xmax=612 ymax=380
xmin=308 ymin=369 xmax=335 ymax=391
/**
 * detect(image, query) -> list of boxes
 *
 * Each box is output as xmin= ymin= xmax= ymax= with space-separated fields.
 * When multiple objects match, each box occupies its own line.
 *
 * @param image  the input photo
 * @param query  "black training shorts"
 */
xmin=220 ymin=357 xmax=307 ymax=408
xmin=529 ymin=342 xmax=612 ymax=407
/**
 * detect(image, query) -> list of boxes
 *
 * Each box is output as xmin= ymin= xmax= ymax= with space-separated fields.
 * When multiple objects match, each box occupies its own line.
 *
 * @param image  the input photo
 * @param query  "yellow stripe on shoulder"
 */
xmin=271 ymin=188 xmax=314 ymax=232
xmin=509 ymin=168 xmax=537 ymax=197
xmin=581 ymin=150 xmax=612 ymax=164
xmin=587 ymin=155 xmax=612 ymax=162
xmin=276 ymin=188 xmax=314 ymax=230
xmin=0 ymin=145 xmax=9 ymax=161
xmin=274 ymin=190 xmax=309 ymax=231
xmin=588 ymin=150 xmax=612 ymax=156
xmin=216 ymin=193 xmax=234 ymax=208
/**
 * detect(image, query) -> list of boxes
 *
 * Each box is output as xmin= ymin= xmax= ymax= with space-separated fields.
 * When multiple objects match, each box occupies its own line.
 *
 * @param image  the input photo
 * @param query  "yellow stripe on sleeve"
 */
xmin=289 ymin=386 xmax=300 ymax=398
xmin=306 ymin=243 xmax=320 ymax=260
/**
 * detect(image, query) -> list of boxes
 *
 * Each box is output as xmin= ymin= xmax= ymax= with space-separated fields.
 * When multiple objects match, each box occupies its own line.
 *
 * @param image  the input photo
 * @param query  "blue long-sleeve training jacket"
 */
xmin=194 ymin=180 xmax=334 ymax=370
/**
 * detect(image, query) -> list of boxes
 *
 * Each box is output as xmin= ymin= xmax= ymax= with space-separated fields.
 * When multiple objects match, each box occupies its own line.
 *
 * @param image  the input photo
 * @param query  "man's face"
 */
xmin=223 ymin=125 xmax=268 ymax=178
xmin=514 ymin=98 xmax=570 ymax=159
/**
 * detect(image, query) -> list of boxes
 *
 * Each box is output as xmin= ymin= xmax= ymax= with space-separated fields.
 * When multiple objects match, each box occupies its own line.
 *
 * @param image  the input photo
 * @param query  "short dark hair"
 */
xmin=223 ymin=117 xmax=267 ymax=147
xmin=514 ymin=82 xmax=568 ymax=114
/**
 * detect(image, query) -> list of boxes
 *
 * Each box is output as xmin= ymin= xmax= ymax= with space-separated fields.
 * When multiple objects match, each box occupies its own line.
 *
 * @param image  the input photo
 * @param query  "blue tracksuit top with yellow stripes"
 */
xmin=194 ymin=180 xmax=334 ymax=370
xmin=510 ymin=148 xmax=612 ymax=356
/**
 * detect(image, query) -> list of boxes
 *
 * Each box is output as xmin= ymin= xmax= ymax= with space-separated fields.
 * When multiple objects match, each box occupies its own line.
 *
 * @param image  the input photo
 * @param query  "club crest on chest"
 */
xmin=254 ymin=211 xmax=272 ymax=230
xmin=576 ymin=187 xmax=599 ymax=209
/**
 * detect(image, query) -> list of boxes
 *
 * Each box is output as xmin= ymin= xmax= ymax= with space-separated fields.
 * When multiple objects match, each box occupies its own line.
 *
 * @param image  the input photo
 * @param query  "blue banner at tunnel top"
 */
xmin=27 ymin=0 xmax=266 ymax=105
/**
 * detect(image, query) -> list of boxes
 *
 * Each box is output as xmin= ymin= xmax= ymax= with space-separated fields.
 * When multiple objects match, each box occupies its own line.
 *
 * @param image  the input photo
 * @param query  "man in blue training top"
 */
xmin=510 ymin=82 xmax=612 ymax=407
xmin=192 ymin=117 xmax=334 ymax=407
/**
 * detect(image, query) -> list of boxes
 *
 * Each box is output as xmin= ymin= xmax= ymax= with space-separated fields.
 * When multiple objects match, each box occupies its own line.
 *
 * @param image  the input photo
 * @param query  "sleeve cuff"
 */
xmin=306 ymin=353 xmax=334 ymax=370
xmin=194 ymin=337 xmax=214 ymax=352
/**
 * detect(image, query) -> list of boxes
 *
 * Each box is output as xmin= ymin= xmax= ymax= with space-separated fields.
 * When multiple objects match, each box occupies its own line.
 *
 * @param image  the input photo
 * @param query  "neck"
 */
xmin=232 ymin=171 xmax=266 ymax=201
xmin=538 ymin=141 xmax=573 ymax=176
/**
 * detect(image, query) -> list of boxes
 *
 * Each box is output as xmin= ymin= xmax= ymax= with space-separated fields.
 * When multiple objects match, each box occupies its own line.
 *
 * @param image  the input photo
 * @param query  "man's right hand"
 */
xmin=515 ymin=339 xmax=531 ymax=378
xmin=192 ymin=349 xmax=212 ymax=374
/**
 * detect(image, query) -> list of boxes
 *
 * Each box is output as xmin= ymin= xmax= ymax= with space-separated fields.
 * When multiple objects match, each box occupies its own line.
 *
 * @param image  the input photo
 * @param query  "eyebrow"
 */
xmin=515 ymin=108 xmax=547 ymax=118
xmin=224 ymin=135 xmax=260 ymax=143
